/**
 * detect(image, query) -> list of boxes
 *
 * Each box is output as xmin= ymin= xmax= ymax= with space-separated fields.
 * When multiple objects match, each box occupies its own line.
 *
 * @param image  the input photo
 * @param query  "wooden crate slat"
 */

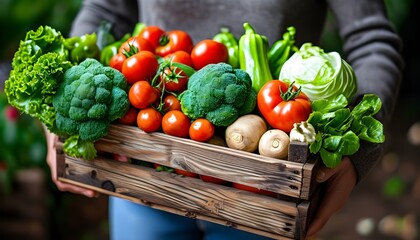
xmin=57 ymin=124 xmax=320 ymax=239
xmin=58 ymin=154 xmax=311 ymax=238
xmin=94 ymin=124 xmax=317 ymax=199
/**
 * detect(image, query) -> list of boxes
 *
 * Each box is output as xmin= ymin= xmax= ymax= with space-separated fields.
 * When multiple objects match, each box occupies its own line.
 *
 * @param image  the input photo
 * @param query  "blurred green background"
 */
xmin=0 ymin=0 xmax=419 ymax=240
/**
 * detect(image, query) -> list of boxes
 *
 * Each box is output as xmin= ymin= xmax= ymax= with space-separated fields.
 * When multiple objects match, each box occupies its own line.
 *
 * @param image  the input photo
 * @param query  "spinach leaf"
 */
xmin=308 ymin=94 xmax=385 ymax=168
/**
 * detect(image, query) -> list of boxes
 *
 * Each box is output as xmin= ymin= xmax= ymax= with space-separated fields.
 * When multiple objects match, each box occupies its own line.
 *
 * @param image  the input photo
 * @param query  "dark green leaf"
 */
xmin=351 ymin=94 xmax=382 ymax=118
xmin=308 ymin=111 xmax=325 ymax=126
xmin=338 ymin=131 xmax=360 ymax=155
xmin=172 ymin=62 xmax=196 ymax=77
xmin=323 ymin=135 xmax=342 ymax=151
xmin=311 ymin=94 xmax=348 ymax=113
xmin=356 ymin=116 xmax=385 ymax=143
xmin=309 ymin=132 xmax=323 ymax=154
xmin=320 ymin=148 xmax=342 ymax=168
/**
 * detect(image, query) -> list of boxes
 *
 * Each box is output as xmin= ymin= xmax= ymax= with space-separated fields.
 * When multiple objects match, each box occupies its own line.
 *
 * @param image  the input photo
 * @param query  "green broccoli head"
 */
xmin=180 ymin=63 xmax=256 ymax=126
xmin=53 ymin=58 xmax=129 ymax=141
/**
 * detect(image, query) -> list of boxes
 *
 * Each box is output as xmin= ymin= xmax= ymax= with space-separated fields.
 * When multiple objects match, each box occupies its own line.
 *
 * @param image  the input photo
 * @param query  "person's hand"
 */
xmin=45 ymin=130 xmax=99 ymax=198
xmin=306 ymin=156 xmax=357 ymax=238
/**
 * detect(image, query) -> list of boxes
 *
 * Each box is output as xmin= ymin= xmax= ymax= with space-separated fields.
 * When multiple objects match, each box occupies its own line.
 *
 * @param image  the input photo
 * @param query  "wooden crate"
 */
xmin=57 ymin=124 xmax=321 ymax=239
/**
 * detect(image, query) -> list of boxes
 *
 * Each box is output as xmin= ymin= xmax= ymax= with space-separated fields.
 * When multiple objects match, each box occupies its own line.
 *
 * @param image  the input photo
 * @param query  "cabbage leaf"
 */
xmin=280 ymin=43 xmax=357 ymax=102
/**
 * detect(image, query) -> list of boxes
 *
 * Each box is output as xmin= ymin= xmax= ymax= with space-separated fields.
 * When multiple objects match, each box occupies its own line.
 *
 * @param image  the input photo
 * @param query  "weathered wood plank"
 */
xmin=94 ymin=124 xmax=317 ymax=199
xmin=59 ymin=154 xmax=310 ymax=239
xmin=57 ymin=124 xmax=319 ymax=239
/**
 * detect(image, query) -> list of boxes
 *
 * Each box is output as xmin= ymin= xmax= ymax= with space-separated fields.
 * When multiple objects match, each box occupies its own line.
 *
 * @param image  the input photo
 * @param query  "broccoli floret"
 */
xmin=180 ymin=63 xmax=256 ymax=127
xmin=52 ymin=58 xmax=129 ymax=159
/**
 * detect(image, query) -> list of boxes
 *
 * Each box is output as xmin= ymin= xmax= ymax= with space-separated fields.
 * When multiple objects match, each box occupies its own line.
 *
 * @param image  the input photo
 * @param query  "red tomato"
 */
xmin=155 ymin=30 xmax=194 ymax=57
xmin=259 ymin=189 xmax=277 ymax=198
xmin=232 ymin=183 xmax=260 ymax=193
xmin=200 ymin=175 xmax=229 ymax=185
xmin=161 ymin=110 xmax=191 ymax=138
xmin=139 ymin=26 xmax=166 ymax=49
xmin=117 ymin=106 xmax=138 ymax=125
xmin=160 ymin=51 xmax=193 ymax=92
xmin=109 ymin=53 xmax=126 ymax=72
xmin=129 ymin=80 xmax=160 ymax=109
xmin=137 ymin=107 xmax=162 ymax=133
xmin=162 ymin=94 xmax=181 ymax=112
xmin=191 ymin=39 xmax=228 ymax=70
xmin=174 ymin=169 xmax=198 ymax=178
xmin=189 ymin=118 xmax=215 ymax=142
xmin=164 ymin=50 xmax=193 ymax=67
xmin=122 ymin=51 xmax=159 ymax=85
xmin=257 ymin=80 xmax=312 ymax=133
xmin=160 ymin=67 xmax=188 ymax=92
xmin=113 ymin=154 xmax=131 ymax=163
xmin=119 ymin=36 xmax=155 ymax=55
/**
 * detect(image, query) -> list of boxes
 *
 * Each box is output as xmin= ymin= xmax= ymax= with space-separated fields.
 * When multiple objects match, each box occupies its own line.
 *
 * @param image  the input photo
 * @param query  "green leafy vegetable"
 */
xmin=62 ymin=135 xmax=98 ymax=161
xmin=4 ymin=25 xmax=72 ymax=131
xmin=308 ymin=94 xmax=385 ymax=168
xmin=53 ymin=58 xmax=129 ymax=160
xmin=5 ymin=25 xmax=125 ymax=161
xmin=279 ymin=43 xmax=357 ymax=102
xmin=180 ymin=63 xmax=256 ymax=127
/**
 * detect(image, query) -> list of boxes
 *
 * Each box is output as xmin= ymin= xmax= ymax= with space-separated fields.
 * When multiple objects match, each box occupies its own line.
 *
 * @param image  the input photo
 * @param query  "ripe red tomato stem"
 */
xmin=279 ymin=81 xmax=302 ymax=101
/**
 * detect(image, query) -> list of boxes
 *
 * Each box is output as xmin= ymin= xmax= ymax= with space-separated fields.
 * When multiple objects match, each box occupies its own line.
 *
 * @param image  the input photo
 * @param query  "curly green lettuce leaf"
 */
xmin=4 ymin=25 xmax=72 ymax=131
xmin=63 ymin=135 xmax=97 ymax=160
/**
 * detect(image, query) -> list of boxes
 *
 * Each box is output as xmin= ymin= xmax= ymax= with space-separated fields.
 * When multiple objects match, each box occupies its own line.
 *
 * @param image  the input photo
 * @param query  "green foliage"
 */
xmin=308 ymin=94 xmax=385 ymax=168
xmin=279 ymin=43 xmax=357 ymax=102
xmin=180 ymin=63 xmax=256 ymax=127
xmin=4 ymin=26 xmax=72 ymax=131
xmin=52 ymin=58 xmax=129 ymax=159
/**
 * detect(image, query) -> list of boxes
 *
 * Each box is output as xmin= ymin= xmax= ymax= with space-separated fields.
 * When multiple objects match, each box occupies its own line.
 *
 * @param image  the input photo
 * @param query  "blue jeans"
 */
xmin=109 ymin=197 xmax=274 ymax=240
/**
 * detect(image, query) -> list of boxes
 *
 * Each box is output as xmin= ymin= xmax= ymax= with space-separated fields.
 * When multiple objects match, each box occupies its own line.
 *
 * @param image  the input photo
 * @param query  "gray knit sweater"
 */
xmin=70 ymin=0 xmax=403 ymax=183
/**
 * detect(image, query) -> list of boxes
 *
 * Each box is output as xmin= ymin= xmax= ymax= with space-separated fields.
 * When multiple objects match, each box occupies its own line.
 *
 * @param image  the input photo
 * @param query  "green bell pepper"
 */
xmin=100 ymin=33 xmax=130 ymax=66
xmin=100 ymin=22 xmax=146 ymax=65
xmin=268 ymin=26 xmax=298 ymax=78
xmin=238 ymin=22 xmax=273 ymax=93
xmin=131 ymin=22 xmax=146 ymax=36
xmin=213 ymin=27 xmax=239 ymax=68
xmin=65 ymin=33 xmax=100 ymax=64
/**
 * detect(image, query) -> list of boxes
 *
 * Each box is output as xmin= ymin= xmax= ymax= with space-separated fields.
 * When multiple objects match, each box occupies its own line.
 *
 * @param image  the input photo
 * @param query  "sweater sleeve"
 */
xmin=69 ymin=0 xmax=139 ymax=38
xmin=327 ymin=0 xmax=404 ymax=183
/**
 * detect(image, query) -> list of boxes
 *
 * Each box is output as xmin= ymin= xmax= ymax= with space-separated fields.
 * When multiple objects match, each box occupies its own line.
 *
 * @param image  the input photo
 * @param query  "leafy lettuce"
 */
xmin=308 ymin=94 xmax=385 ymax=168
xmin=5 ymin=25 xmax=72 ymax=131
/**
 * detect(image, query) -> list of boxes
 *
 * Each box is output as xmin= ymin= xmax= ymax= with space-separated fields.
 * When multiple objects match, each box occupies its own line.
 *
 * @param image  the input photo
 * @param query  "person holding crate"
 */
xmin=46 ymin=0 xmax=403 ymax=239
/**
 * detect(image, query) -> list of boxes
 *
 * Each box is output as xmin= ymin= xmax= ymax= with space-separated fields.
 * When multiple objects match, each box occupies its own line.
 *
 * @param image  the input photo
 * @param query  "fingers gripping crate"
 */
xmin=57 ymin=124 xmax=321 ymax=239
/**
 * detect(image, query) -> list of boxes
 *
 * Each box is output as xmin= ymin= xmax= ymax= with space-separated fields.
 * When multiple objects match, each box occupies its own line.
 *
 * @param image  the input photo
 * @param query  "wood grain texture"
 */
xmin=57 ymin=124 xmax=320 ymax=239
xmin=94 ymin=124 xmax=318 ymax=199
xmin=59 ymin=154 xmax=310 ymax=239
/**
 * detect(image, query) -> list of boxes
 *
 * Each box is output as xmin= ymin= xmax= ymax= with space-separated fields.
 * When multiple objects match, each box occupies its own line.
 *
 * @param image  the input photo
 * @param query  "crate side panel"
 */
xmin=62 ymin=155 xmax=301 ymax=238
xmin=95 ymin=125 xmax=315 ymax=199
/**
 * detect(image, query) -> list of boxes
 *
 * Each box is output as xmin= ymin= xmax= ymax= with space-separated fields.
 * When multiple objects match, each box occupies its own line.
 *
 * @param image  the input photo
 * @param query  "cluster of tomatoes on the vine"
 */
xmin=109 ymin=25 xmax=229 ymax=142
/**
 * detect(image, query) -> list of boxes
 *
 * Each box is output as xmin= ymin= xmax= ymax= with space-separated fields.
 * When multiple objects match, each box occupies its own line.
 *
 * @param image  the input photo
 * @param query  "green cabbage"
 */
xmin=279 ymin=43 xmax=357 ymax=101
